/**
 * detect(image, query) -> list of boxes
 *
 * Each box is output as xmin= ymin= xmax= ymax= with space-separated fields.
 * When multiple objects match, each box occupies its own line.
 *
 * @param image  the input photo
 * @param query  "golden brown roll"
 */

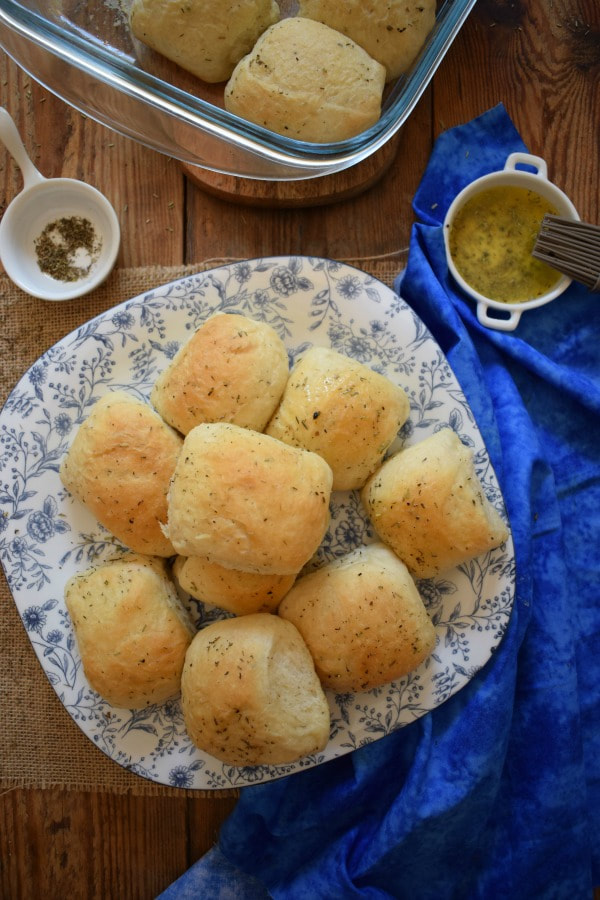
xmin=181 ymin=613 xmax=330 ymax=765
xmin=297 ymin=0 xmax=436 ymax=81
xmin=151 ymin=313 xmax=289 ymax=436
xmin=165 ymin=422 xmax=333 ymax=574
xmin=59 ymin=391 xmax=182 ymax=557
xmin=361 ymin=428 xmax=509 ymax=578
xmin=129 ymin=0 xmax=280 ymax=84
xmin=265 ymin=345 xmax=410 ymax=490
xmin=224 ymin=18 xmax=386 ymax=142
xmin=278 ymin=542 xmax=435 ymax=692
xmin=172 ymin=555 xmax=296 ymax=616
xmin=65 ymin=554 xmax=195 ymax=708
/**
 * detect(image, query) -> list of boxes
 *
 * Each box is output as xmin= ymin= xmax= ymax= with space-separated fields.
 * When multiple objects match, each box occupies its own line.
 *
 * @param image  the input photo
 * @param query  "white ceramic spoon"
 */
xmin=0 ymin=107 xmax=120 ymax=301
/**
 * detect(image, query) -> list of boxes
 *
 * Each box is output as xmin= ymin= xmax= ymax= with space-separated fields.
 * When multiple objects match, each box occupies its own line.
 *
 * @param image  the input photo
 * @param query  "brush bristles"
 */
xmin=532 ymin=215 xmax=600 ymax=291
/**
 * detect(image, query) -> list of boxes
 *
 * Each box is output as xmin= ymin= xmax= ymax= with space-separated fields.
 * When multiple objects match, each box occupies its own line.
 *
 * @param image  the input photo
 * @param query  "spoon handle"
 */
xmin=0 ymin=107 xmax=46 ymax=189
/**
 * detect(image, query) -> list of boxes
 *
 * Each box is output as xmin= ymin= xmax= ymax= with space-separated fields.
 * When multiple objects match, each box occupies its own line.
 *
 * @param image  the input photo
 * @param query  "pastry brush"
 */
xmin=532 ymin=214 xmax=600 ymax=292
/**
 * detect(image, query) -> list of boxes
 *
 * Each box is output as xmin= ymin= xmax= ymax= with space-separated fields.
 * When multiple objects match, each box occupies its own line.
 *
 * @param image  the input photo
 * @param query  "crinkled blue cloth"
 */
xmin=160 ymin=105 xmax=600 ymax=899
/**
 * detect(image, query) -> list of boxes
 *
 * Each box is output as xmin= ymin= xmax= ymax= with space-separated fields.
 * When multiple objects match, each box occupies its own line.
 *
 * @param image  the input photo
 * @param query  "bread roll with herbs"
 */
xmin=129 ymin=0 xmax=280 ymax=84
xmin=265 ymin=345 xmax=410 ymax=490
xmin=224 ymin=18 xmax=386 ymax=142
xmin=172 ymin=555 xmax=296 ymax=616
xmin=165 ymin=422 xmax=333 ymax=574
xmin=278 ymin=543 xmax=435 ymax=692
xmin=65 ymin=554 xmax=195 ymax=708
xmin=181 ymin=613 xmax=330 ymax=765
xmin=151 ymin=313 xmax=289 ymax=436
xmin=297 ymin=0 xmax=436 ymax=82
xmin=60 ymin=391 xmax=182 ymax=557
xmin=361 ymin=428 xmax=509 ymax=578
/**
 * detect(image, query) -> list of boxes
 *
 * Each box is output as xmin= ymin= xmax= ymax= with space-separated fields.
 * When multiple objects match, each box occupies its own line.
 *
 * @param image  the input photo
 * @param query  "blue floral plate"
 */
xmin=0 ymin=257 xmax=515 ymax=790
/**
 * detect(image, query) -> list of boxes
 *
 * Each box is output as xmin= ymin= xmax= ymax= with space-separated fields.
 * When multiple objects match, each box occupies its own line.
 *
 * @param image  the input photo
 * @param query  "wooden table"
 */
xmin=1 ymin=1 xmax=598 ymax=896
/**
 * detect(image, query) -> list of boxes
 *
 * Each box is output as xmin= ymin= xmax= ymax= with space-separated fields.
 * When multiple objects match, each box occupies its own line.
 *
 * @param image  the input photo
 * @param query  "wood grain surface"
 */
xmin=1 ymin=0 xmax=599 ymax=896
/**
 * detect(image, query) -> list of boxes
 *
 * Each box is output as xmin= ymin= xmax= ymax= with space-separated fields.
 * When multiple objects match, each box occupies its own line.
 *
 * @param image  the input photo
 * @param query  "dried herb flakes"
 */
xmin=34 ymin=216 xmax=102 ymax=282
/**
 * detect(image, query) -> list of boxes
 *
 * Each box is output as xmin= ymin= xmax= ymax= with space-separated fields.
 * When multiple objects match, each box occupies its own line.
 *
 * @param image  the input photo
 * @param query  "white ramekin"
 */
xmin=443 ymin=152 xmax=579 ymax=331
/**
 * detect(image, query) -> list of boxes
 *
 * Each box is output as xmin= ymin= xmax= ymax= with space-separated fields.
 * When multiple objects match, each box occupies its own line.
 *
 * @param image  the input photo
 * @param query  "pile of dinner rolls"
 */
xmin=128 ymin=0 xmax=436 ymax=142
xmin=61 ymin=311 xmax=508 ymax=767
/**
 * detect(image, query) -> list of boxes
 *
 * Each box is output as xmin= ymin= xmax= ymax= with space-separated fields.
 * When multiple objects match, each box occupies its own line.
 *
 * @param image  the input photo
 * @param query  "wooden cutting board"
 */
xmin=181 ymin=134 xmax=401 ymax=208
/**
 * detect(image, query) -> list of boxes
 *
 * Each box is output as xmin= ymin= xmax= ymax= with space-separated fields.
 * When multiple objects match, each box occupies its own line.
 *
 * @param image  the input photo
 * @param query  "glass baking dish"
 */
xmin=0 ymin=0 xmax=475 ymax=181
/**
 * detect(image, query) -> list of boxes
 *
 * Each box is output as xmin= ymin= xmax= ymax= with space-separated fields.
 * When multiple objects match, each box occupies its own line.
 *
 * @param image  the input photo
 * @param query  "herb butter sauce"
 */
xmin=448 ymin=185 xmax=561 ymax=303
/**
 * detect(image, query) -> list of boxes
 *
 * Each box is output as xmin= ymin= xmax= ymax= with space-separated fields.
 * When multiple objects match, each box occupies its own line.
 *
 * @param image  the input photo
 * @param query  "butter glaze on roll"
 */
xmin=361 ymin=428 xmax=509 ymax=578
xmin=278 ymin=543 xmax=435 ymax=692
xmin=172 ymin=555 xmax=296 ymax=616
xmin=266 ymin=346 xmax=410 ymax=490
xmin=165 ymin=422 xmax=333 ymax=574
xmin=151 ymin=313 xmax=289 ymax=435
xmin=65 ymin=554 xmax=195 ymax=708
xmin=60 ymin=391 xmax=182 ymax=557
xmin=181 ymin=613 xmax=330 ymax=765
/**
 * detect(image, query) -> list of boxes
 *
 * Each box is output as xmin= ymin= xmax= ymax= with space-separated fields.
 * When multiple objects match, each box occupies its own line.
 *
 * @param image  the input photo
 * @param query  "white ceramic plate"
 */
xmin=0 ymin=257 xmax=515 ymax=790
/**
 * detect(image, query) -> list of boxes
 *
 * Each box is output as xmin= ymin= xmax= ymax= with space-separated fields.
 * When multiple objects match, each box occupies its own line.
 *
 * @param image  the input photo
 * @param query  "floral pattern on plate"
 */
xmin=0 ymin=257 xmax=515 ymax=789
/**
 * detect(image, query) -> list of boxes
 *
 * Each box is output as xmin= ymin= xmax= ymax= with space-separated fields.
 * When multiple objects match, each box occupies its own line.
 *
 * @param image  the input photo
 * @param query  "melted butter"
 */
xmin=448 ymin=185 xmax=561 ymax=303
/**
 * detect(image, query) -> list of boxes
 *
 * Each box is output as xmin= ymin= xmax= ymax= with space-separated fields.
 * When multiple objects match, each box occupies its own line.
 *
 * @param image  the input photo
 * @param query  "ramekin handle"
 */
xmin=504 ymin=152 xmax=548 ymax=179
xmin=477 ymin=301 xmax=522 ymax=332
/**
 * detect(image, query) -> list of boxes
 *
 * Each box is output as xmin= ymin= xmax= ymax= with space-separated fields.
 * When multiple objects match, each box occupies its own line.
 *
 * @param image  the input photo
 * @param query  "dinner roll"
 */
xmin=278 ymin=543 xmax=435 ymax=692
xmin=224 ymin=18 xmax=386 ymax=142
xmin=165 ymin=422 xmax=333 ymax=574
xmin=265 ymin=346 xmax=410 ymax=490
xmin=298 ymin=0 xmax=436 ymax=82
xmin=181 ymin=613 xmax=330 ymax=765
xmin=151 ymin=313 xmax=289 ymax=435
xmin=361 ymin=428 xmax=509 ymax=578
xmin=172 ymin=555 xmax=296 ymax=615
xmin=65 ymin=554 xmax=195 ymax=708
xmin=60 ymin=391 xmax=182 ymax=557
xmin=129 ymin=0 xmax=280 ymax=84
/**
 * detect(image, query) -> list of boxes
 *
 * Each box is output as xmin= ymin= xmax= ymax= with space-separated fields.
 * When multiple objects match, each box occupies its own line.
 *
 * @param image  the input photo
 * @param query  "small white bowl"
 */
xmin=0 ymin=107 xmax=120 ymax=301
xmin=443 ymin=152 xmax=579 ymax=331
xmin=0 ymin=178 xmax=121 ymax=301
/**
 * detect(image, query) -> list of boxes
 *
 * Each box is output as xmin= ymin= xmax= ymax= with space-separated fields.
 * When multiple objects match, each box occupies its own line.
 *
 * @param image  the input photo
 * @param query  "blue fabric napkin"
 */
xmin=160 ymin=105 xmax=600 ymax=899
